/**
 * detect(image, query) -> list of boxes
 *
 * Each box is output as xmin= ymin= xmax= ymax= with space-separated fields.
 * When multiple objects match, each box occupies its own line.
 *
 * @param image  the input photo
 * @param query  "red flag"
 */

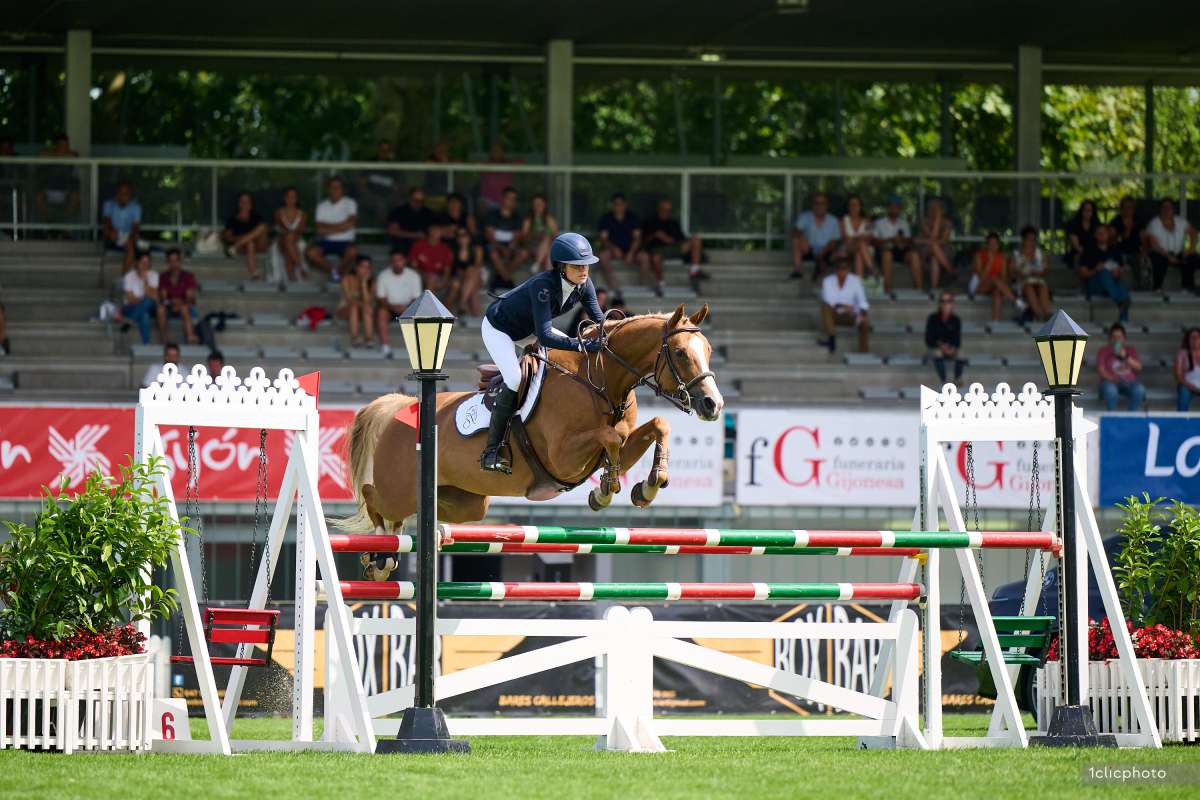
xmin=394 ymin=402 xmax=420 ymax=429
xmin=297 ymin=371 xmax=321 ymax=406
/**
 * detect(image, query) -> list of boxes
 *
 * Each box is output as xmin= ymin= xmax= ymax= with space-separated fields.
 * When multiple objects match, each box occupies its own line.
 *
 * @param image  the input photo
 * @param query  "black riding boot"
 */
xmin=480 ymin=387 xmax=519 ymax=473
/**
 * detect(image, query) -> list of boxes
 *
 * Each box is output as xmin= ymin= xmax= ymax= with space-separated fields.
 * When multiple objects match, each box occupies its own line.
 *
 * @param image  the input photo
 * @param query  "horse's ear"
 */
xmin=689 ymin=304 xmax=709 ymax=326
xmin=668 ymin=304 xmax=686 ymax=327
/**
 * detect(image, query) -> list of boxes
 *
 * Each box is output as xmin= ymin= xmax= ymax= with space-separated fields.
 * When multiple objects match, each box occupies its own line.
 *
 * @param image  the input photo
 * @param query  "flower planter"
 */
xmin=0 ymin=653 xmax=155 ymax=753
xmin=1037 ymin=658 xmax=1200 ymax=744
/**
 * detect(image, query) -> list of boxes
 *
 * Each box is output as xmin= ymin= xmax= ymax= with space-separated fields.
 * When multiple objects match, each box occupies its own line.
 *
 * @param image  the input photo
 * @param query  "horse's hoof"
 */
xmin=631 ymin=481 xmax=653 ymax=508
xmin=364 ymin=557 xmax=396 ymax=581
xmin=588 ymin=489 xmax=612 ymax=511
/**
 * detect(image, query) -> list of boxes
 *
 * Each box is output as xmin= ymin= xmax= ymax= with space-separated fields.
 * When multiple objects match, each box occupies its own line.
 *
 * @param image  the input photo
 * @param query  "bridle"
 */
xmin=595 ymin=316 xmax=715 ymax=415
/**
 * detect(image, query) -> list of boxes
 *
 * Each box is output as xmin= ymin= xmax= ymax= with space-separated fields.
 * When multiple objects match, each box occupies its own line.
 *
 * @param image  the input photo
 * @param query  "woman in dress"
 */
xmin=1064 ymin=199 xmax=1099 ymax=270
xmin=972 ymin=231 xmax=1015 ymax=321
xmin=274 ymin=186 xmax=309 ymax=281
xmin=447 ymin=226 xmax=484 ymax=318
xmin=911 ymin=198 xmax=956 ymax=290
xmin=840 ymin=194 xmax=874 ymax=282
xmin=1008 ymin=225 xmax=1052 ymax=321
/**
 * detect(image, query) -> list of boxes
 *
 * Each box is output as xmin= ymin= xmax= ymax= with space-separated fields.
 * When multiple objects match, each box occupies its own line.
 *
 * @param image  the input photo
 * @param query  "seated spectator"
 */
xmin=338 ymin=254 xmax=376 ymax=348
xmin=478 ymin=142 xmax=520 ymax=214
xmin=141 ymin=342 xmax=181 ymax=388
xmin=971 ymin=232 xmax=1015 ymax=322
xmin=102 ymin=181 xmax=144 ymax=272
xmin=206 ymin=350 xmax=225 ymax=379
xmin=35 ymin=133 xmax=80 ymax=229
xmin=1008 ymin=225 xmax=1053 ymax=322
xmin=1096 ymin=323 xmax=1145 ymax=412
xmin=411 ymin=225 xmax=453 ymax=291
xmin=273 ymin=186 xmax=309 ymax=281
xmin=925 ymin=292 xmax=965 ymax=385
xmin=447 ymin=226 xmax=484 ymax=318
xmin=484 ymin=186 xmax=527 ymax=291
xmin=1079 ymin=225 xmax=1131 ymax=322
xmin=639 ymin=198 xmax=706 ymax=296
xmin=114 ymin=252 xmax=163 ymax=345
xmin=911 ymin=198 xmax=956 ymax=290
xmin=1064 ymin=199 xmax=1100 ymax=270
xmin=817 ymin=255 xmax=869 ymax=353
xmin=1144 ymin=198 xmax=1198 ymax=294
xmin=1175 ymin=327 xmax=1200 ymax=411
xmin=387 ymin=186 xmax=436 ymax=256
xmin=357 ymin=140 xmax=399 ymax=223
xmin=596 ymin=192 xmax=640 ymax=290
xmin=222 ymin=192 xmax=269 ymax=279
xmin=375 ymin=250 xmax=423 ymax=356
xmin=841 ymin=194 xmax=875 ymax=284
xmin=157 ymin=248 xmax=201 ymax=345
xmin=571 ymin=286 xmax=611 ymax=335
xmin=523 ymin=193 xmax=560 ymax=271
xmin=304 ymin=176 xmax=358 ymax=279
xmin=436 ymin=192 xmax=476 ymax=245
xmin=871 ymin=194 xmax=913 ymax=294
xmin=790 ymin=192 xmax=841 ymax=280
xmin=1109 ymin=195 xmax=1146 ymax=275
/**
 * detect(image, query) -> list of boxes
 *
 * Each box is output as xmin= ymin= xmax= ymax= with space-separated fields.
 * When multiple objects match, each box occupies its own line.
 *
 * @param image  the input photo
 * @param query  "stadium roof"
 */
xmin=6 ymin=0 xmax=1200 ymax=83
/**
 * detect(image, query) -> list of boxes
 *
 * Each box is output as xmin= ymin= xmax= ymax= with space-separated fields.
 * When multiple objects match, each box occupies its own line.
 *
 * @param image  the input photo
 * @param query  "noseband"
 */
xmin=597 ymin=318 xmax=715 ymax=415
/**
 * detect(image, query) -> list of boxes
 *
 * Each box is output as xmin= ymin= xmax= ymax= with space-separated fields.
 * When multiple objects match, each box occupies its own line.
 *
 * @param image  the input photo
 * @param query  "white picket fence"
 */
xmin=1038 ymin=658 xmax=1200 ymax=744
xmin=0 ymin=654 xmax=156 ymax=753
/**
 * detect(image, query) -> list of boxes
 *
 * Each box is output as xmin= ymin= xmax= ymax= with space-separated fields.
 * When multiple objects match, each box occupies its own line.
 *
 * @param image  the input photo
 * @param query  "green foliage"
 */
xmin=1149 ymin=501 xmax=1200 ymax=635
xmin=0 ymin=457 xmax=186 ymax=642
xmin=1113 ymin=494 xmax=1200 ymax=635
xmin=1112 ymin=493 xmax=1164 ymax=624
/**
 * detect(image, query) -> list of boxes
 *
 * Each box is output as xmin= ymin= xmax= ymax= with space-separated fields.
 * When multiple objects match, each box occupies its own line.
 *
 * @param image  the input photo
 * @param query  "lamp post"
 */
xmin=376 ymin=290 xmax=469 ymax=755
xmin=1029 ymin=310 xmax=1115 ymax=748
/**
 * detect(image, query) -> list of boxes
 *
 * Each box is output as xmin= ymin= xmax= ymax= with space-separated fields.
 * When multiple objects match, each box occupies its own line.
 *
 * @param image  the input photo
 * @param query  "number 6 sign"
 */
xmin=152 ymin=699 xmax=192 ymax=741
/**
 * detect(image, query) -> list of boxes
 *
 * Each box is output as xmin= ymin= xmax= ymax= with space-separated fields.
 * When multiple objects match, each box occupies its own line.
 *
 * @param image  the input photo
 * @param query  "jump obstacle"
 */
xmin=322 ymin=580 xmax=925 ymax=601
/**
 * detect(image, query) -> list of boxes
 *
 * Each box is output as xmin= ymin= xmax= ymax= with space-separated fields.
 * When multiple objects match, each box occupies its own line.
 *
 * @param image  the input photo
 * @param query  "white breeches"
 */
xmin=482 ymin=316 xmax=569 ymax=391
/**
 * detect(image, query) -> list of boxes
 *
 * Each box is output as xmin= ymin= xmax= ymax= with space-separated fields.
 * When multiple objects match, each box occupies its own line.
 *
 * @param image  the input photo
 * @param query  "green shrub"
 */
xmin=0 ymin=457 xmax=187 ymax=641
xmin=1112 ymin=493 xmax=1164 ymax=626
xmin=1113 ymin=494 xmax=1200 ymax=636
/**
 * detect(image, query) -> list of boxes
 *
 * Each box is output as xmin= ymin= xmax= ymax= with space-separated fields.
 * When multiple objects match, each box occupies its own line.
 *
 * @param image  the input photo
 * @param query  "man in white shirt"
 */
xmin=1144 ymin=198 xmax=1198 ymax=294
xmin=374 ymin=251 xmax=424 ymax=355
xmin=872 ymin=194 xmax=914 ymax=293
xmin=141 ymin=342 xmax=180 ymax=388
xmin=818 ymin=254 xmax=870 ymax=353
xmin=305 ymin=176 xmax=359 ymax=279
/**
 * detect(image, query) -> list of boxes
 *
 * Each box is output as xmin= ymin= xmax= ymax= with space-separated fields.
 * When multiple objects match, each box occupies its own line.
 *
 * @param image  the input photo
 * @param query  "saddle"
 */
xmin=477 ymin=344 xmax=542 ymax=411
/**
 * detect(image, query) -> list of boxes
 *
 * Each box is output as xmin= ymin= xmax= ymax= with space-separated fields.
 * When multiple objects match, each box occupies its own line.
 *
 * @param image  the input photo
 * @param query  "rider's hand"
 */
xmin=580 ymin=338 xmax=604 ymax=353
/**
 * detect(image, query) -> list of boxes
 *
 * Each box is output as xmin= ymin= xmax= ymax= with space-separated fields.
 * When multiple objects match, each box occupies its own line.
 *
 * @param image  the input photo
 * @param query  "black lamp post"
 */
xmin=376 ymin=291 xmax=469 ymax=755
xmin=1029 ymin=310 xmax=1115 ymax=748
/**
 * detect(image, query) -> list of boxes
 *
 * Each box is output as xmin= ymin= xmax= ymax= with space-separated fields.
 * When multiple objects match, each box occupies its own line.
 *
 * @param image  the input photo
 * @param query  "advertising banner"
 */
xmin=1099 ymin=414 xmax=1200 ymax=505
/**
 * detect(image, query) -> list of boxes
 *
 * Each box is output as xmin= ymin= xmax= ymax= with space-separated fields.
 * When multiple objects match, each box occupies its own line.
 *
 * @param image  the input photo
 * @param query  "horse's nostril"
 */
xmin=700 ymin=397 xmax=718 ymax=417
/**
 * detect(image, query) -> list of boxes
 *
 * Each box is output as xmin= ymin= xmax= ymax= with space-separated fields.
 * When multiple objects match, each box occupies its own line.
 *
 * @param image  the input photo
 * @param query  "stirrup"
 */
xmin=480 ymin=445 xmax=513 ymax=474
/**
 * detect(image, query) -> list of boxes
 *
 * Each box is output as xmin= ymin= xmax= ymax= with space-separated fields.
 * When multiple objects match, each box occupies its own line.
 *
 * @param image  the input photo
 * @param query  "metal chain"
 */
xmin=187 ymin=427 xmax=208 ymax=604
xmin=248 ymin=429 xmax=271 ymax=603
xmin=1018 ymin=446 xmax=1042 ymax=616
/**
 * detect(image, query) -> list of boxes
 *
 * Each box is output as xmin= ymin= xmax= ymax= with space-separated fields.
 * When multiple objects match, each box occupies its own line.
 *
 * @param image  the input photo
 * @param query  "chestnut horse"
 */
xmin=340 ymin=305 xmax=723 ymax=536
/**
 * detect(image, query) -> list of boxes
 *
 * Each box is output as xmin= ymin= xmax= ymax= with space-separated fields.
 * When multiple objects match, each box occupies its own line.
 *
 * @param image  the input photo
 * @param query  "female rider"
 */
xmin=479 ymin=231 xmax=605 ymax=473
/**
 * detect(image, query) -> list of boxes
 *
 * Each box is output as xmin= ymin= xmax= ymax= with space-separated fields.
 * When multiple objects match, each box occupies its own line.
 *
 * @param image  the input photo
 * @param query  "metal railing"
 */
xmin=0 ymin=156 xmax=1195 ymax=249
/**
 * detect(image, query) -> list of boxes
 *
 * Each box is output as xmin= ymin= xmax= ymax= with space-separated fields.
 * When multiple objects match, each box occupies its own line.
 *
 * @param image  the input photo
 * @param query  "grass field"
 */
xmin=1 ymin=715 xmax=1197 ymax=799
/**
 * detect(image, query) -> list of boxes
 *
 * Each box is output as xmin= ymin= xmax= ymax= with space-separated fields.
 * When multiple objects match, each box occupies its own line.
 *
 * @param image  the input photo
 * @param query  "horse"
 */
xmin=339 ymin=304 xmax=724 ymax=538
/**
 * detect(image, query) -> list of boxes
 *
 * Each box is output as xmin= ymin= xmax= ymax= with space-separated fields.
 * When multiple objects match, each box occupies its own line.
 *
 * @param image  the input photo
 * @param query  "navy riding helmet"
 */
xmin=550 ymin=231 xmax=599 ymax=266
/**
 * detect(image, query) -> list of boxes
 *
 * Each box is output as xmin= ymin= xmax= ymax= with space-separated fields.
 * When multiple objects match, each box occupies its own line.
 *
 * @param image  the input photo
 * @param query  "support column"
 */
xmin=546 ymin=39 xmax=573 ymax=165
xmin=1014 ymin=45 xmax=1042 ymax=228
xmin=65 ymin=30 xmax=92 ymax=156
xmin=1144 ymin=81 xmax=1155 ymax=199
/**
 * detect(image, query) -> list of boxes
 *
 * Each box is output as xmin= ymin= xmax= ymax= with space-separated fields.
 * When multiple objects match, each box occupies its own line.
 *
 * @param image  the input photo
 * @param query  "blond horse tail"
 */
xmin=333 ymin=393 xmax=415 ymax=532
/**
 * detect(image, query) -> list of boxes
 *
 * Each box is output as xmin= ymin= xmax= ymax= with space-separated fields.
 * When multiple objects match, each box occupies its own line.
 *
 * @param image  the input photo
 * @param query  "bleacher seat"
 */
xmin=303 ymin=346 xmax=344 ymax=360
xmin=348 ymin=348 xmax=389 ymax=361
xmin=251 ymin=313 xmax=290 ymax=327
xmin=886 ymin=354 xmax=923 ymax=367
xmin=263 ymin=347 xmax=301 ymax=359
xmin=844 ymin=353 xmax=883 ymax=366
xmin=243 ymin=281 xmax=281 ymax=294
xmin=860 ymin=387 xmax=901 ymax=400
xmin=359 ymin=380 xmax=405 ymax=396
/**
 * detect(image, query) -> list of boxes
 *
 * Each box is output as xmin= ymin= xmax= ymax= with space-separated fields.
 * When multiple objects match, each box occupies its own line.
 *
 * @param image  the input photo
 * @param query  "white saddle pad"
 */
xmin=455 ymin=357 xmax=547 ymax=436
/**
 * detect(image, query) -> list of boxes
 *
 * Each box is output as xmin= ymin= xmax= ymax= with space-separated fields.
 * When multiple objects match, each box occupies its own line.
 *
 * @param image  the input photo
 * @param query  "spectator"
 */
xmin=1064 ymin=199 xmax=1100 ymax=269
xmin=871 ymin=194 xmax=913 ymax=294
xmin=478 ymin=142 xmax=520 ymax=213
xmin=357 ymin=140 xmax=398 ymax=223
xmin=101 ymin=181 xmax=144 ymax=272
xmin=1175 ymin=327 xmax=1200 ymax=411
xmin=305 ymin=176 xmax=358 ymax=279
xmin=790 ymin=192 xmax=840 ymax=280
xmin=222 ymin=192 xmax=269 ymax=279
xmin=375 ymin=250 xmax=423 ymax=356
xmin=523 ymin=193 xmax=560 ymax=271
xmin=114 ymin=251 xmax=163 ymax=345
xmin=35 ymin=133 xmax=80 ymax=229
xmin=971 ymin=232 xmax=1016 ymax=322
xmin=1079 ymin=225 xmax=1131 ymax=322
xmin=1144 ymin=198 xmax=1198 ymax=294
xmin=339 ymin=254 xmax=376 ymax=348
xmin=484 ymin=186 xmax=527 ymax=291
xmin=387 ymin=185 xmax=436 ymax=256
xmin=912 ymin=198 xmax=956 ymax=290
xmin=273 ymin=186 xmax=308 ymax=281
xmin=141 ymin=342 xmax=180 ymax=388
xmin=206 ymin=350 xmax=225 ymax=379
xmin=1096 ymin=323 xmax=1145 ymax=412
xmin=817 ymin=255 xmax=869 ymax=353
xmin=411 ymin=225 xmax=453 ymax=291
xmin=596 ymin=192 xmax=640 ymax=290
xmin=447 ymin=226 xmax=484 ymax=318
xmin=924 ymin=292 xmax=965 ymax=385
xmin=841 ymin=194 xmax=874 ymax=284
xmin=1008 ymin=225 xmax=1053 ymax=322
xmin=1109 ymin=195 xmax=1146 ymax=273
xmin=157 ymin=248 xmax=201 ymax=345
xmin=571 ymin=286 xmax=611 ymax=335
xmin=640 ymin=198 xmax=706 ymax=296
xmin=436 ymin=192 xmax=476 ymax=245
